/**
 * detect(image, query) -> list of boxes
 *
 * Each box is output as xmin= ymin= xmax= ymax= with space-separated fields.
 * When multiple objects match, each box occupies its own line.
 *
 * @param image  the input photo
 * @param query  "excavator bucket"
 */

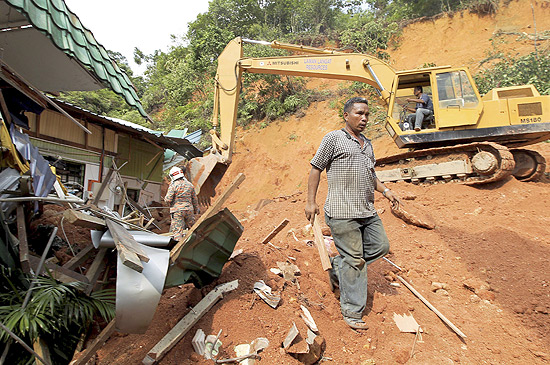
xmin=187 ymin=153 xmax=228 ymax=206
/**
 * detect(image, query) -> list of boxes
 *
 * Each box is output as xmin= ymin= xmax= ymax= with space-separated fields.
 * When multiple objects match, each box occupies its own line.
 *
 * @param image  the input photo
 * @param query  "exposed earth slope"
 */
xmin=98 ymin=1 xmax=550 ymax=364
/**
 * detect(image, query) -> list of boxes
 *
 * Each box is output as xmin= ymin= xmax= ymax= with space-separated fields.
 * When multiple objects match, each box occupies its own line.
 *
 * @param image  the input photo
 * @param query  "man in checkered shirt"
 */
xmin=305 ymin=97 xmax=400 ymax=330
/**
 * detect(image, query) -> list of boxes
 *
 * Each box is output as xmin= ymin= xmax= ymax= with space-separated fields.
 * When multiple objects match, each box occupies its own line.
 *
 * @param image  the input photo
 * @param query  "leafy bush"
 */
xmin=337 ymin=12 xmax=400 ymax=59
xmin=0 ymin=270 xmax=115 ymax=364
xmin=474 ymin=51 xmax=550 ymax=95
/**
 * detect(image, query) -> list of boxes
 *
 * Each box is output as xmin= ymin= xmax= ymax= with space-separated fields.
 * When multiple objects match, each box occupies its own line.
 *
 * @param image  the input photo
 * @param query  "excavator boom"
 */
xmin=189 ymin=37 xmax=396 ymax=202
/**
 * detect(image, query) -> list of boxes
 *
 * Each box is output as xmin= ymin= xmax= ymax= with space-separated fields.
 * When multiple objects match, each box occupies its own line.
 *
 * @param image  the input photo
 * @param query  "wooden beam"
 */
xmin=146 ymin=151 xmax=163 ymax=166
xmin=63 ymin=209 xmax=106 ymax=230
xmin=16 ymin=205 xmax=30 ymax=273
xmin=144 ymin=217 xmax=155 ymax=230
xmin=69 ymin=320 xmax=116 ymax=365
xmin=92 ymin=167 xmax=115 ymax=205
xmin=260 ymin=218 xmax=289 ymax=244
xmin=142 ymin=136 xmax=164 ymax=150
xmin=170 ymin=173 xmax=246 ymax=262
xmin=28 ymin=255 xmax=89 ymax=284
xmin=312 ymin=214 xmax=332 ymax=271
xmin=33 ymin=337 xmax=52 ymax=365
xmin=0 ymin=62 xmax=91 ymax=134
xmin=142 ymin=280 xmax=239 ymax=364
xmin=117 ymin=245 xmax=143 ymax=273
xmin=105 ymin=219 xmax=149 ymax=263
xmin=117 ymin=182 xmax=128 ymax=216
xmin=85 ymin=248 xmax=107 ymax=295
xmin=62 ymin=245 xmax=94 ymax=271
xmin=0 ymin=89 xmax=13 ymax=125
xmin=396 ymin=275 xmax=466 ymax=339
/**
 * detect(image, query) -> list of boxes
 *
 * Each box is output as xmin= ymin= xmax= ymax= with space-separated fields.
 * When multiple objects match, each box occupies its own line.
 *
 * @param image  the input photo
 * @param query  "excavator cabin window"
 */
xmin=436 ymin=70 xmax=479 ymax=109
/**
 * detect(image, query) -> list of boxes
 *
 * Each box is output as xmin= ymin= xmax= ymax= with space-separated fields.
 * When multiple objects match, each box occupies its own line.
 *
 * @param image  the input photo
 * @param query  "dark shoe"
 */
xmin=414 ymin=127 xmax=421 ymax=132
xmin=343 ymin=317 xmax=369 ymax=330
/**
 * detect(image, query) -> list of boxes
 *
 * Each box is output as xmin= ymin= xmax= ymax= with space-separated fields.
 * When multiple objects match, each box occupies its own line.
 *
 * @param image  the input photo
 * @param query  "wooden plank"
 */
xmin=260 ymin=218 xmax=289 ymax=244
xmin=85 ymin=248 xmax=107 ymax=295
xmin=105 ymin=219 xmax=149 ymax=263
xmin=16 ymin=205 xmax=30 ymax=273
xmin=170 ymin=173 xmax=246 ymax=262
xmin=142 ymin=280 xmax=238 ymax=364
xmin=28 ymin=255 xmax=90 ymax=284
xmin=92 ymin=167 xmax=115 ymax=206
xmin=69 ymin=320 xmax=116 ymax=365
xmin=63 ymin=209 xmax=106 ymax=230
xmin=312 ymin=214 xmax=332 ymax=271
xmin=117 ymin=245 xmax=143 ymax=273
xmin=62 ymin=245 xmax=94 ymax=271
xmin=396 ymin=275 xmax=466 ymax=339
xmin=118 ymin=182 xmax=128 ymax=216
xmin=33 ymin=337 xmax=52 ymax=365
xmin=144 ymin=217 xmax=155 ymax=230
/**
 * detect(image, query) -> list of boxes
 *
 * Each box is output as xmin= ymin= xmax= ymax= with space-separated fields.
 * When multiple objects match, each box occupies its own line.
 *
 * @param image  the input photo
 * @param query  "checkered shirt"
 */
xmin=164 ymin=178 xmax=198 ymax=214
xmin=310 ymin=129 xmax=378 ymax=219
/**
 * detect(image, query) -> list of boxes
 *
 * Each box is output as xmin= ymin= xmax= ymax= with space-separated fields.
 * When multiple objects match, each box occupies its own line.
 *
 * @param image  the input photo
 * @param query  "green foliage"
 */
xmin=337 ymin=11 xmax=400 ymax=58
xmin=474 ymin=51 xmax=550 ymax=95
xmin=0 ymin=270 xmax=115 ymax=363
xmin=461 ymin=0 xmax=499 ymax=15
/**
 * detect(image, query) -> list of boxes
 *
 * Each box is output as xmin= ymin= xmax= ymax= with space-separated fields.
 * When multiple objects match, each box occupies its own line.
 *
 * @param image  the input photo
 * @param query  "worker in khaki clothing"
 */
xmin=305 ymin=97 xmax=400 ymax=330
xmin=165 ymin=166 xmax=200 ymax=241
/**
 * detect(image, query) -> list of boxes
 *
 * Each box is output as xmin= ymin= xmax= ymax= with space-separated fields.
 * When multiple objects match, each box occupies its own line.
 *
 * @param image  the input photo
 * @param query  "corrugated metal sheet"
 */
xmin=4 ymin=0 xmax=147 ymax=118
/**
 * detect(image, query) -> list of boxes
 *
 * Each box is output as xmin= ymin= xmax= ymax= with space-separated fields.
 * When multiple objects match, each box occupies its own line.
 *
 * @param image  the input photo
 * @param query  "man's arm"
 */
xmin=305 ymin=166 xmax=322 ymax=222
xmin=164 ymin=184 xmax=174 ymax=204
xmin=374 ymin=177 xmax=400 ymax=208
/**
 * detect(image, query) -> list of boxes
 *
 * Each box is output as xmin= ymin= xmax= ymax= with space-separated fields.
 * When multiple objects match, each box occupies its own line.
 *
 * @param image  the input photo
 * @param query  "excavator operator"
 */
xmin=403 ymin=86 xmax=433 ymax=131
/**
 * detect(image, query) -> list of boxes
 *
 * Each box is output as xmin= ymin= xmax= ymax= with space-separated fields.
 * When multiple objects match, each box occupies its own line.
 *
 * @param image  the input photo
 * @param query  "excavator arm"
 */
xmin=188 ymin=37 xmax=397 ymax=203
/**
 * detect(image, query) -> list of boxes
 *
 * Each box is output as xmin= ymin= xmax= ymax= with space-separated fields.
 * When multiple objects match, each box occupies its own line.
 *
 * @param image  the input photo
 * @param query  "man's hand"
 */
xmin=305 ymin=201 xmax=319 ymax=222
xmin=384 ymin=190 xmax=401 ymax=209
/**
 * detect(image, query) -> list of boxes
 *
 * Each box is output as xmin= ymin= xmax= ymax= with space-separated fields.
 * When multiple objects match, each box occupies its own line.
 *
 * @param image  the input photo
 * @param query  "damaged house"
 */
xmin=0 ymin=1 xmax=243 ymax=364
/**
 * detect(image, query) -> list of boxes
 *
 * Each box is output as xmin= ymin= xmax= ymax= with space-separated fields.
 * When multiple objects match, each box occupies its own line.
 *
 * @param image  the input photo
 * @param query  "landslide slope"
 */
xmin=98 ymin=1 xmax=550 ymax=364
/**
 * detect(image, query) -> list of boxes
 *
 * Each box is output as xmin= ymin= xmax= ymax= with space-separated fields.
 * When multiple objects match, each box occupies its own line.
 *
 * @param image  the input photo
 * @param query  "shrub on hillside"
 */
xmin=475 ymin=51 xmax=550 ymax=95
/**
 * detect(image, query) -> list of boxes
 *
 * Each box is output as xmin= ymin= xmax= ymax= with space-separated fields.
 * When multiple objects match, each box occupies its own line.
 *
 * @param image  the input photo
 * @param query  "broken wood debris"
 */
xmin=311 ymin=214 xmax=332 ymax=271
xmin=70 ymin=320 xmax=116 ymax=365
xmin=393 ymin=313 xmax=423 ymax=333
xmin=63 ymin=209 xmax=106 ymax=230
xmin=142 ymin=280 xmax=239 ymax=365
xmin=260 ymin=218 xmax=289 ymax=244
xmin=105 ymin=218 xmax=150 ymax=273
xmin=396 ymin=275 xmax=467 ymax=339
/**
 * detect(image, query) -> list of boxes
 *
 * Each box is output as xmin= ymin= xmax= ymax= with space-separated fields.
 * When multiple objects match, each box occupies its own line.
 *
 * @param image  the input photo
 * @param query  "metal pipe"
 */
xmin=22 ymin=227 xmax=58 ymax=307
xmin=0 ymin=322 xmax=51 ymax=365
xmin=0 ymin=196 xmax=83 ymax=203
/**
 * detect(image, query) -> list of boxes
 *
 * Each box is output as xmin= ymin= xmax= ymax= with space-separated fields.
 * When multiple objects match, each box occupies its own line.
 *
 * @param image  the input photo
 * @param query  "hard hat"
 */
xmin=169 ymin=166 xmax=184 ymax=182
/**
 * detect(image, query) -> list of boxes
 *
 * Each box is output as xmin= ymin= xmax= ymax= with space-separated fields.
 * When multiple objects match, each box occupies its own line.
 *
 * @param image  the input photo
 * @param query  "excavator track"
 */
xmin=510 ymin=148 xmax=547 ymax=182
xmin=376 ymin=142 xmax=516 ymax=185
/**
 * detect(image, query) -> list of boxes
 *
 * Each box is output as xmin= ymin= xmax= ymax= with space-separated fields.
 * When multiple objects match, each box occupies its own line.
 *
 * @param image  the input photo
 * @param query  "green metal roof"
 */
xmin=5 ymin=0 xmax=148 ymax=118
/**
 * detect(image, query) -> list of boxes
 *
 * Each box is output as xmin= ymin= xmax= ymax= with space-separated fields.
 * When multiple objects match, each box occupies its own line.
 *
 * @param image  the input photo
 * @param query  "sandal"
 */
xmin=343 ymin=317 xmax=369 ymax=330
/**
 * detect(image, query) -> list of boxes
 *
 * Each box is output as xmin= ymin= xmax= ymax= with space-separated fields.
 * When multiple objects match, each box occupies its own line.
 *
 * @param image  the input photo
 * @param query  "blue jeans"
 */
xmin=326 ymin=214 xmax=389 ymax=319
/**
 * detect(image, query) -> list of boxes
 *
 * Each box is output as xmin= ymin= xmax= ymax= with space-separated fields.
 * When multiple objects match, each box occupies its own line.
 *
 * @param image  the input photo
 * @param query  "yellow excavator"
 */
xmin=188 ymin=37 xmax=550 ymax=202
